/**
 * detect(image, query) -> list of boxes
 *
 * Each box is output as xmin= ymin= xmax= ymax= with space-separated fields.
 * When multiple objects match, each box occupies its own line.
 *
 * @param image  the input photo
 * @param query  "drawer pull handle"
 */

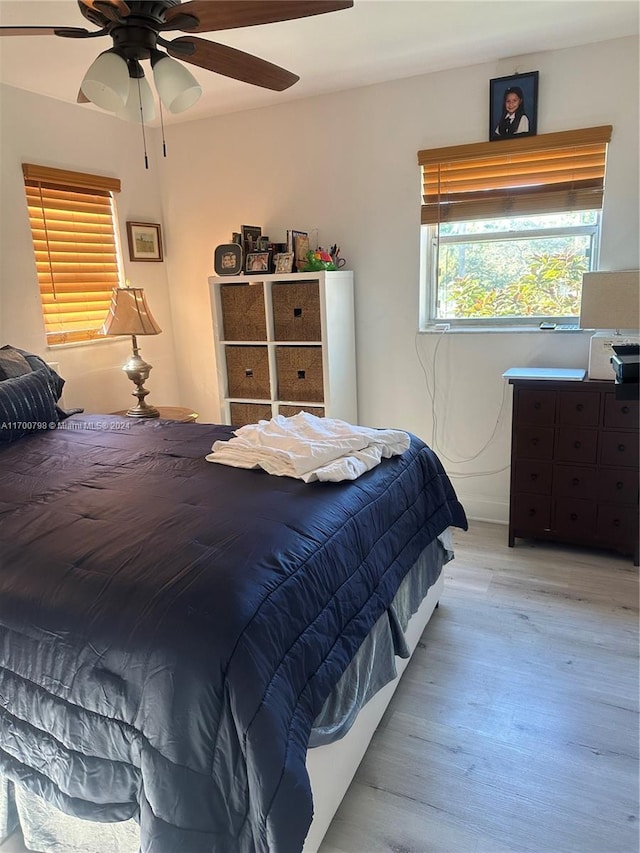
xmin=622 ymin=406 xmax=630 ymax=414
xmin=616 ymin=481 xmax=624 ymax=490
xmin=613 ymin=518 xmax=621 ymax=527
xmin=534 ymin=402 xmax=541 ymax=410
xmin=293 ymin=307 xmax=303 ymax=318
xmin=245 ymin=369 xmax=253 ymax=378
xmin=531 ymin=438 xmax=539 ymax=446
xmin=530 ymin=473 xmax=538 ymax=481
xmin=573 ymin=441 xmax=582 ymax=449
xmin=297 ymin=370 xmax=306 ymax=380
xmin=528 ymin=509 xmax=536 ymax=517
xmin=576 ymin=403 xmax=584 ymax=412
xmin=618 ymin=443 xmax=626 ymax=452
xmin=570 ymin=513 xmax=578 ymax=521
xmin=572 ymin=477 xmax=580 ymax=486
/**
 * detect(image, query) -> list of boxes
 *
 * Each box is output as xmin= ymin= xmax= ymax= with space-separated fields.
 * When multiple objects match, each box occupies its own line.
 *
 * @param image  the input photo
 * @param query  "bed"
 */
xmin=0 ymin=356 xmax=467 ymax=853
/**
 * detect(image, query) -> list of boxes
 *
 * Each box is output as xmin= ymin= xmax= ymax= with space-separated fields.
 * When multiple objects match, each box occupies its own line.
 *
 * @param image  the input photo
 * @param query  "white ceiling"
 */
xmin=0 ymin=0 xmax=638 ymax=125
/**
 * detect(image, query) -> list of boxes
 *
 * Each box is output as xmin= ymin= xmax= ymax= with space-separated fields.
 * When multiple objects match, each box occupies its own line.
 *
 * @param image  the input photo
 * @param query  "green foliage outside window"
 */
xmin=438 ymin=248 xmax=589 ymax=319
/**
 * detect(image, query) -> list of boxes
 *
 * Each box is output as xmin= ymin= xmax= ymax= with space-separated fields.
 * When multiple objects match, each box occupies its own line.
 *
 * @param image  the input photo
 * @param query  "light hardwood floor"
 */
xmin=319 ymin=522 xmax=639 ymax=853
xmin=3 ymin=522 xmax=638 ymax=853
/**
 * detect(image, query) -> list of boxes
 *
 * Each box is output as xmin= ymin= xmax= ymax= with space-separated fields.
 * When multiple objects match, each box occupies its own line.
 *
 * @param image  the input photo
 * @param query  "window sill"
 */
xmin=47 ymin=336 xmax=127 ymax=351
xmin=418 ymin=325 xmax=593 ymax=335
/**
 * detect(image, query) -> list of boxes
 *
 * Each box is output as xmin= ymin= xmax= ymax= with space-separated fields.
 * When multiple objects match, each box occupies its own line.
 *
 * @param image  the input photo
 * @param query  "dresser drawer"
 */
xmin=516 ymin=389 xmax=556 ymax=425
xmin=596 ymin=504 xmax=639 ymax=546
xmin=599 ymin=431 xmax=639 ymax=469
xmin=515 ymin=426 xmax=554 ymax=459
xmin=556 ymin=427 xmax=598 ymax=464
xmin=511 ymin=494 xmax=551 ymax=533
xmin=513 ymin=460 xmax=553 ymax=494
xmin=553 ymin=465 xmax=597 ymax=500
xmin=604 ymin=394 xmax=639 ymax=430
xmin=597 ymin=468 xmax=639 ymax=505
xmin=554 ymin=499 xmax=597 ymax=540
xmin=558 ymin=391 xmax=600 ymax=427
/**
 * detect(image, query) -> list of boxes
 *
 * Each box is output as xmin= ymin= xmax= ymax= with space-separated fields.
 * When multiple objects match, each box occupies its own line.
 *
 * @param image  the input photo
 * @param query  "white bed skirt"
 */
xmin=1 ymin=555 xmax=446 ymax=853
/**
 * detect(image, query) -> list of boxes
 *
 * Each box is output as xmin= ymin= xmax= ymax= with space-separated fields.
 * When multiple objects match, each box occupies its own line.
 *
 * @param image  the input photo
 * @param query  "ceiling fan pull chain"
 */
xmin=159 ymin=99 xmax=167 ymax=158
xmin=135 ymin=76 xmax=149 ymax=170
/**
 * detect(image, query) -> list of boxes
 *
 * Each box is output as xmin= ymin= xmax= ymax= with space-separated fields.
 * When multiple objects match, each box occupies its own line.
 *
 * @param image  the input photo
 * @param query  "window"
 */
xmin=418 ymin=126 xmax=612 ymax=328
xmin=23 ymin=163 xmax=122 ymax=345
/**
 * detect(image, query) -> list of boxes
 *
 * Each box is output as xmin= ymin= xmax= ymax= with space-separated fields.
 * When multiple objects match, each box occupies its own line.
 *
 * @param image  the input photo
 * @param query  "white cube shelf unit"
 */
xmin=209 ymin=271 xmax=357 ymax=427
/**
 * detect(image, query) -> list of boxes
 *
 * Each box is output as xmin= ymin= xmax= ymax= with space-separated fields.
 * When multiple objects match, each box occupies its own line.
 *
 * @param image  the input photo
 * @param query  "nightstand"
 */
xmin=111 ymin=406 xmax=199 ymax=423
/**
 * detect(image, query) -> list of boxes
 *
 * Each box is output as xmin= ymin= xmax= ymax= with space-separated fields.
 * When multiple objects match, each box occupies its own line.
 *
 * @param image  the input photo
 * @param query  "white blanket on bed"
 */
xmin=205 ymin=412 xmax=410 ymax=482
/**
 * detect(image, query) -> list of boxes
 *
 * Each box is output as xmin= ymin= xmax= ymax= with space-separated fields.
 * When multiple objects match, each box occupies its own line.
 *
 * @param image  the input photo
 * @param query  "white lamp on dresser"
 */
xmin=579 ymin=270 xmax=640 ymax=380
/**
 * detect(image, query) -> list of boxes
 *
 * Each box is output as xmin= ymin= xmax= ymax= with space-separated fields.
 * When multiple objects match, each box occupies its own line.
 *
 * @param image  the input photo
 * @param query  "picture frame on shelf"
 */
xmin=214 ymin=243 xmax=243 ymax=276
xmin=287 ymin=229 xmax=307 ymax=253
xmin=274 ymin=252 xmax=294 ymax=274
xmin=241 ymin=225 xmax=262 ymax=255
xmin=245 ymin=251 xmax=271 ymax=274
xmin=489 ymin=71 xmax=538 ymax=141
xmin=126 ymin=221 xmax=163 ymax=262
xmin=293 ymin=234 xmax=310 ymax=271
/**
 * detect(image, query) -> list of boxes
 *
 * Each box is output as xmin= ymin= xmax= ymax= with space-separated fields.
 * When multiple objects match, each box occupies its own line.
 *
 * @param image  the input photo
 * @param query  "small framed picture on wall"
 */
xmin=489 ymin=71 xmax=538 ymax=141
xmin=126 ymin=221 xmax=163 ymax=262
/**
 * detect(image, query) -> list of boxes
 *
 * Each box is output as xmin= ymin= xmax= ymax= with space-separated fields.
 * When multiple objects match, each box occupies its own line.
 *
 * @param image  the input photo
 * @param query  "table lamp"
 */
xmin=579 ymin=270 xmax=640 ymax=380
xmin=102 ymin=286 xmax=162 ymax=417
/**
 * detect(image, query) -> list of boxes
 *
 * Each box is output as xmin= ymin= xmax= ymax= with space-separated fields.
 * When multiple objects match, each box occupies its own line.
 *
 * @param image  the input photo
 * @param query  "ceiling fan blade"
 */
xmin=0 ymin=26 xmax=90 ymax=36
xmin=164 ymin=1 xmax=353 ymax=33
xmin=167 ymin=37 xmax=299 ymax=91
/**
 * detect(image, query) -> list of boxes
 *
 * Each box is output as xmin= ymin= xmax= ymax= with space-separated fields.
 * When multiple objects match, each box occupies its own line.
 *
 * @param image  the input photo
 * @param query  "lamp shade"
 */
xmin=81 ymin=50 xmax=130 ymax=112
xmin=102 ymin=287 xmax=162 ymax=337
xmin=116 ymin=74 xmax=156 ymax=123
xmin=152 ymin=53 xmax=202 ymax=114
xmin=579 ymin=270 xmax=640 ymax=330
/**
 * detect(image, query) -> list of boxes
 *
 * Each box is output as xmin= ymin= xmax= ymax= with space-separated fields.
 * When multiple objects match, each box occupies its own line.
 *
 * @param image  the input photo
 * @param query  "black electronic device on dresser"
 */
xmin=507 ymin=376 xmax=639 ymax=566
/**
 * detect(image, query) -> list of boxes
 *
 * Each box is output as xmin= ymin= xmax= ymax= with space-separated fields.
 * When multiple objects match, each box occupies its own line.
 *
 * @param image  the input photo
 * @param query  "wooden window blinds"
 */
xmin=417 ymin=126 xmax=612 ymax=225
xmin=23 ymin=163 xmax=122 ymax=346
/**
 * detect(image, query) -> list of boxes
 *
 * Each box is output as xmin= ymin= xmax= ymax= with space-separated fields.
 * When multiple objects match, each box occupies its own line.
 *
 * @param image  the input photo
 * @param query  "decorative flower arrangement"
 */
xmin=300 ymin=249 xmax=337 ymax=272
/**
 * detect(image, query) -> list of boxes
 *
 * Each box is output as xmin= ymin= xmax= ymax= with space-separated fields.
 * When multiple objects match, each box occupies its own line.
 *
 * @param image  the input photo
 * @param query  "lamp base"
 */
xmin=122 ymin=346 xmax=159 ymax=417
xmin=126 ymin=402 xmax=160 ymax=419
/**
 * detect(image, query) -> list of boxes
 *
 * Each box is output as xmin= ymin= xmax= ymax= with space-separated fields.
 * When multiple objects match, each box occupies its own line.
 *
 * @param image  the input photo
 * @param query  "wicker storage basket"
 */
xmin=225 ymin=346 xmax=270 ymax=399
xmin=220 ymin=284 xmax=267 ymax=341
xmin=276 ymin=346 xmax=324 ymax=403
xmin=229 ymin=402 xmax=272 ymax=427
xmin=271 ymin=281 xmax=321 ymax=341
xmin=278 ymin=405 xmax=325 ymax=418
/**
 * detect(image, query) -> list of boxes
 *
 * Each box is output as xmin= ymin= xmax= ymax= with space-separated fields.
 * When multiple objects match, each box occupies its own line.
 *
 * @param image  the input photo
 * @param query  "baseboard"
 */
xmin=457 ymin=497 xmax=509 ymax=525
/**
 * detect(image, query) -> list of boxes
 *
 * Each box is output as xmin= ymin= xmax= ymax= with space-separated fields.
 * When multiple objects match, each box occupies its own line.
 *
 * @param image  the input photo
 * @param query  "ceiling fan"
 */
xmin=0 ymin=1 xmax=354 ymax=119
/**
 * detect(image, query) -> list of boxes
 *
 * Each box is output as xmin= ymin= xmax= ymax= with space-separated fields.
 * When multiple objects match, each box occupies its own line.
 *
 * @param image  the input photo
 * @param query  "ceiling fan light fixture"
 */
xmin=81 ymin=49 xmax=129 ymax=112
xmin=117 ymin=73 xmax=156 ymax=123
xmin=152 ymin=52 xmax=202 ymax=114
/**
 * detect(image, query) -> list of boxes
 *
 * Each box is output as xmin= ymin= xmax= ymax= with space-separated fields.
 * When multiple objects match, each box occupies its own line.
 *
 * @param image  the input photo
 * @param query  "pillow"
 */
xmin=0 ymin=345 xmax=82 ymax=419
xmin=13 ymin=346 xmax=66 ymax=401
xmin=0 ymin=345 xmax=33 ymax=380
xmin=0 ymin=369 xmax=59 ymax=444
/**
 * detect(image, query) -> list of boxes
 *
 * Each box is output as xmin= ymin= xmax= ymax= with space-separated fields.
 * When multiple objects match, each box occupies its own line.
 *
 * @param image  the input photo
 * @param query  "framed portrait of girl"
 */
xmin=489 ymin=71 xmax=538 ymax=141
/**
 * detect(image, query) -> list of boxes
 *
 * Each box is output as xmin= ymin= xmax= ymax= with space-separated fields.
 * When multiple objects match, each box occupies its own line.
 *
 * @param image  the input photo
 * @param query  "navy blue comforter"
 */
xmin=0 ymin=416 xmax=466 ymax=852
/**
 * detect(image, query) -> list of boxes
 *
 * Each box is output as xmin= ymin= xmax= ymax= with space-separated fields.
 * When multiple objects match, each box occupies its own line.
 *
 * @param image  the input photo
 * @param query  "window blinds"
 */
xmin=418 ymin=126 xmax=612 ymax=225
xmin=23 ymin=164 xmax=122 ymax=346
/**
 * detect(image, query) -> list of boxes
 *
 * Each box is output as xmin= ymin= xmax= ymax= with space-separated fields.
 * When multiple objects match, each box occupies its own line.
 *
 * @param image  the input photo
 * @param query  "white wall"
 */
xmin=1 ymin=36 xmax=637 ymax=523
xmin=159 ymin=36 xmax=639 ymax=522
xmin=0 ymin=85 xmax=180 ymax=413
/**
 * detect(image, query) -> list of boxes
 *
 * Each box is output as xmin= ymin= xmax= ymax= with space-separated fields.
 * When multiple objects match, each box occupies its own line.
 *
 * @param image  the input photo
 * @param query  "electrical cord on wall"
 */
xmin=414 ymin=328 xmax=511 ymax=478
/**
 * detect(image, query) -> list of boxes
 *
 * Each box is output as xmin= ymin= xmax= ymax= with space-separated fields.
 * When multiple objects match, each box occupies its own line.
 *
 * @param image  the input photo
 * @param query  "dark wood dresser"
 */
xmin=508 ymin=377 xmax=639 ymax=565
